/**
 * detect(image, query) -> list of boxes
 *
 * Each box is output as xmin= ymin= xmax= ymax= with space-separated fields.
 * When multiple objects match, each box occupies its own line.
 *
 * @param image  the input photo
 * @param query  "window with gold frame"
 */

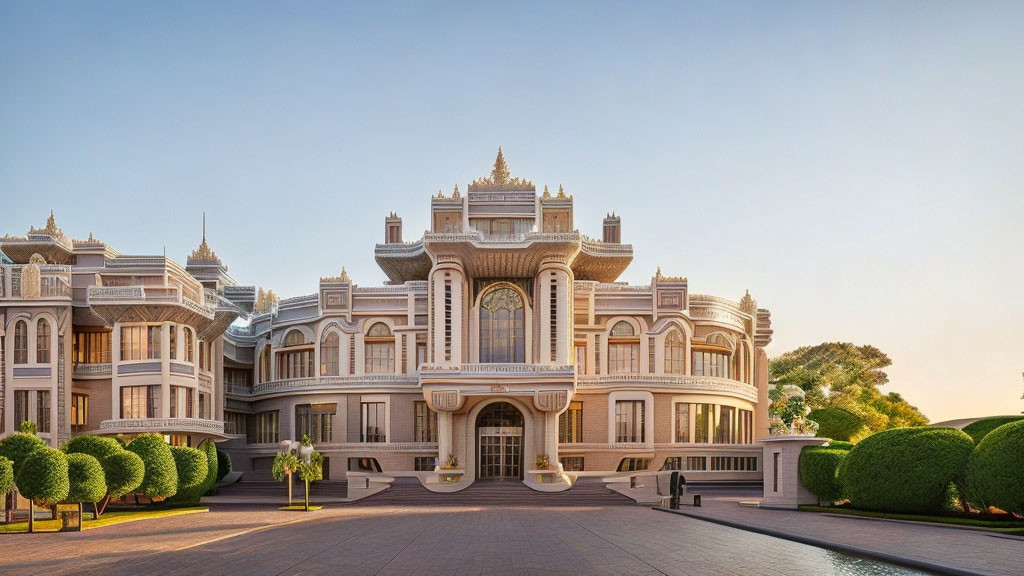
xmin=479 ymin=287 xmax=525 ymax=363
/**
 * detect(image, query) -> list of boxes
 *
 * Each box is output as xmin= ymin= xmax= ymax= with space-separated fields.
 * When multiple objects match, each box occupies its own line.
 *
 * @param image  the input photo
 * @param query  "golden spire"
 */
xmin=557 ymin=184 xmax=567 ymax=199
xmin=28 ymin=209 xmax=68 ymax=244
xmin=656 ymin=266 xmax=662 ymax=279
xmin=452 ymin=184 xmax=461 ymax=199
xmin=254 ymin=287 xmax=280 ymax=314
xmin=491 ymin=147 xmax=510 ymax=185
xmin=437 ymin=188 xmax=444 ymax=199
xmin=740 ymin=289 xmax=757 ymax=314
xmin=468 ymin=146 xmax=535 ymax=191
xmin=542 ymin=185 xmax=551 ymax=200
xmin=188 ymin=212 xmax=221 ymax=264
xmin=340 ymin=266 xmax=350 ymax=282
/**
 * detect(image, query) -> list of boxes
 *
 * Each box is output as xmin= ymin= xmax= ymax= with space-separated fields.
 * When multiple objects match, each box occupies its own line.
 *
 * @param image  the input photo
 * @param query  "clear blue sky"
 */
xmin=2 ymin=2 xmax=1022 ymax=422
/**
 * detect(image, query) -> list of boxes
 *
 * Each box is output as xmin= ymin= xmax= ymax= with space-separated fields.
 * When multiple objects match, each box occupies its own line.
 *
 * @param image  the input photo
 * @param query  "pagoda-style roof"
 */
xmin=467 ymin=147 xmax=536 ymax=192
xmin=0 ymin=211 xmax=75 ymax=264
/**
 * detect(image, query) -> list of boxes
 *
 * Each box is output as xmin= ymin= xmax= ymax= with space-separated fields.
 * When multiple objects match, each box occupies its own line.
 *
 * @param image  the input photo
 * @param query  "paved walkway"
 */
xmin=663 ymin=496 xmax=1024 ymax=576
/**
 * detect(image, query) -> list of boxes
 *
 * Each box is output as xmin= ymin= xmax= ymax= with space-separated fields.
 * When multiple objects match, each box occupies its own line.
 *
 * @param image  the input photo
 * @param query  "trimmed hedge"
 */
xmin=0 ymin=433 xmax=47 ymax=475
xmin=0 ymin=456 xmax=13 ymax=496
xmin=170 ymin=446 xmax=207 ymax=490
xmin=838 ymin=427 xmax=974 ymax=514
xmin=16 ymin=448 xmax=70 ymax=506
xmin=62 ymin=435 xmax=123 ymax=462
xmin=824 ymin=440 xmax=855 ymax=451
xmin=800 ymin=447 xmax=847 ymax=504
xmin=216 ymin=449 xmax=232 ymax=483
xmin=127 ymin=434 xmax=178 ymax=499
xmin=65 ymin=453 xmax=107 ymax=504
xmin=168 ymin=439 xmax=217 ymax=505
xmin=966 ymin=420 xmax=1024 ymax=515
xmin=808 ymin=407 xmax=865 ymax=442
xmin=104 ymin=451 xmax=145 ymax=499
xmin=962 ymin=417 xmax=1024 ymax=445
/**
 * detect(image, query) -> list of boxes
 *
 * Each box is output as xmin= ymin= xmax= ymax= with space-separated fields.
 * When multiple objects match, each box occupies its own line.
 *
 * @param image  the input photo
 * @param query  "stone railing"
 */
xmin=100 ymin=418 xmax=225 ymax=434
xmin=577 ymin=374 xmax=758 ymax=401
xmin=87 ymin=285 xmax=216 ymax=319
xmin=374 ymin=239 xmax=425 ymax=255
xmin=104 ymin=256 xmax=169 ymax=268
xmin=580 ymin=237 xmax=634 ymax=255
xmin=689 ymin=294 xmax=743 ymax=310
xmin=73 ymin=363 xmax=112 ymax=377
xmin=316 ymin=442 xmax=438 ymax=452
xmin=225 ymin=384 xmax=252 ymax=396
xmin=1 ymin=264 xmax=72 ymax=299
xmin=420 ymin=363 xmax=575 ymax=376
xmin=248 ymin=374 xmax=420 ymax=395
xmin=557 ymin=442 xmax=652 ymax=451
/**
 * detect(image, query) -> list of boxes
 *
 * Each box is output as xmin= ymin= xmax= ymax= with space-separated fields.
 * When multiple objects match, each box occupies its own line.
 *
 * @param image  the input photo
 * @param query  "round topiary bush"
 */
xmin=216 ymin=449 xmax=232 ymax=483
xmin=169 ymin=439 xmax=217 ymax=505
xmin=0 ymin=432 xmax=47 ymax=475
xmin=808 ymin=407 xmax=865 ymax=442
xmin=0 ymin=456 xmax=13 ymax=496
xmin=170 ymin=446 xmax=206 ymax=490
xmin=824 ymin=440 xmax=855 ymax=451
xmin=16 ymin=448 xmax=70 ymax=506
xmin=103 ymin=450 xmax=145 ymax=499
xmin=800 ymin=447 xmax=848 ymax=504
xmin=962 ymin=416 xmax=1024 ymax=445
xmin=838 ymin=427 xmax=974 ymax=514
xmin=62 ymin=435 xmax=123 ymax=461
xmin=65 ymin=453 xmax=107 ymax=504
xmin=127 ymin=434 xmax=178 ymax=499
xmin=966 ymin=420 xmax=1024 ymax=515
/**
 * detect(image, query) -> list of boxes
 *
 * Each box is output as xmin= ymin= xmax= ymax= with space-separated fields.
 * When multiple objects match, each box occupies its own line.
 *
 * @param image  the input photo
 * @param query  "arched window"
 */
xmin=278 ymin=330 xmax=313 ymax=379
xmin=321 ymin=332 xmax=340 ymax=376
xmin=284 ymin=330 xmax=306 ymax=347
xmin=608 ymin=320 xmax=639 ymax=374
xmin=611 ymin=321 xmax=635 ymax=337
xmin=693 ymin=333 xmax=733 ymax=378
xmin=36 ymin=319 xmax=51 ymax=364
xmin=13 ymin=320 xmax=28 ymax=364
xmin=664 ymin=330 xmax=684 ymax=374
xmin=364 ymin=323 xmax=394 ymax=373
xmin=479 ymin=287 xmax=525 ymax=363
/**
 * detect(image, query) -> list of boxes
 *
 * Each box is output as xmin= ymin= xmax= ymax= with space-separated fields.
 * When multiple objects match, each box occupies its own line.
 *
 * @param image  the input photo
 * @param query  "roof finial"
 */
xmin=202 ymin=212 xmax=206 ymax=243
xmin=491 ymin=146 xmax=510 ymax=185
xmin=542 ymin=185 xmax=551 ymax=200
xmin=452 ymin=184 xmax=461 ymax=199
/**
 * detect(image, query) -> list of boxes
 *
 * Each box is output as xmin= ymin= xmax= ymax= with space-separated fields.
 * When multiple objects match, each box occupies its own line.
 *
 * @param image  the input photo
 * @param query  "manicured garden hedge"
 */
xmin=65 ymin=453 xmax=107 ymax=504
xmin=808 ymin=407 xmax=865 ymax=442
xmin=966 ymin=420 xmax=1024 ymax=515
xmin=103 ymin=450 xmax=145 ymax=499
xmin=170 ymin=446 xmax=207 ymax=490
xmin=62 ymin=435 xmax=123 ymax=462
xmin=0 ymin=432 xmax=47 ymax=475
xmin=962 ymin=416 xmax=1024 ymax=445
xmin=216 ymin=449 xmax=232 ymax=483
xmin=824 ymin=440 xmax=855 ymax=451
xmin=167 ymin=439 xmax=217 ymax=505
xmin=0 ymin=456 xmax=13 ymax=496
xmin=16 ymin=448 xmax=70 ymax=506
xmin=127 ymin=434 xmax=178 ymax=499
xmin=838 ymin=427 xmax=974 ymax=514
xmin=800 ymin=447 xmax=847 ymax=504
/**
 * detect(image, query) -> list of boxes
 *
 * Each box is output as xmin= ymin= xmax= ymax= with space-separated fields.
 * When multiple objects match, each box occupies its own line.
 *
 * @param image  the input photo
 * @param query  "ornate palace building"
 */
xmin=0 ymin=149 xmax=773 ymax=493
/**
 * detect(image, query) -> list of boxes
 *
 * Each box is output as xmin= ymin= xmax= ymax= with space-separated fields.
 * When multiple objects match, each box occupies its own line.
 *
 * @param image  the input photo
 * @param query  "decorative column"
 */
xmin=161 ymin=323 xmax=171 ymax=419
xmin=538 ymin=262 xmax=572 ymax=365
xmin=534 ymin=391 xmax=569 ymax=463
xmin=437 ymin=411 xmax=453 ymax=461
xmin=428 ymin=390 xmax=462 ymax=462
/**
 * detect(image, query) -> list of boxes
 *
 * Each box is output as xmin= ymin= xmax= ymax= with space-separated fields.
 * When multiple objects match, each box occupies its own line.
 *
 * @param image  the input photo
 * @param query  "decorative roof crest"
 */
xmin=655 ymin=267 xmax=687 ymax=283
xmin=452 ymin=184 xmax=461 ymax=199
xmin=188 ymin=213 xmax=222 ymax=264
xmin=557 ymin=184 xmax=568 ymax=199
xmin=321 ymin=266 xmax=351 ymax=283
xmin=740 ymin=289 xmax=757 ymax=314
xmin=254 ymin=287 xmax=280 ymax=314
xmin=468 ymin=147 xmax=536 ymax=191
xmin=28 ymin=210 xmax=69 ymax=244
xmin=542 ymin=185 xmax=551 ymax=200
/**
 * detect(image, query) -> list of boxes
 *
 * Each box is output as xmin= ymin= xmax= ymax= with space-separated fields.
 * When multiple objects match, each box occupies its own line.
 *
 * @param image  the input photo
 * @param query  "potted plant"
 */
xmin=272 ymin=447 xmax=300 ymax=507
xmin=535 ymin=454 xmax=551 ymax=470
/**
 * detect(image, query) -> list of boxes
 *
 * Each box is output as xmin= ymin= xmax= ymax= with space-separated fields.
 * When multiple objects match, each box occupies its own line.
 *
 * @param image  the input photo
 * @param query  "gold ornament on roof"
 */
xmin=542 ymin=185 xmax=551 ymax=200
xmin=468 ymin=147 xmax=536 ymax=191
xmin=655 ymin=267 xmax=687 ymax=283
xmin=740 ymin=289 xmax=757 ymax=314
xmin=254 ymin=287 xmax=280 ymax=314
xmin=452 ymin=184 xmax=461 ymax=199
xmin=321 ymin=266 xmax=351 ymax=283
xmin=28 ymin=210 xmax=68 ymax=245
xmin=437 ymin=189 xmax=444 ymax=199
xmin=557 ymin=184 xmax=568 ymax=199
xmin=188 ymin=213 xmax=222 ymax=264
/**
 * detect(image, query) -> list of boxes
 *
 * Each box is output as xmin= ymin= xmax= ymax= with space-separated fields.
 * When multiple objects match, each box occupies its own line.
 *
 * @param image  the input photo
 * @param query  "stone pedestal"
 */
xmin=760 ymin=435 xmax=829 ymax=509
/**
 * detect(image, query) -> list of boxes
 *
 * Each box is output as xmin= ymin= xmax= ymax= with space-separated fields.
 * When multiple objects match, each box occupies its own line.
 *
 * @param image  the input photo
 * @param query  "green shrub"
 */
xmin=824 ymin=440 xmax=855 ymax=451
xmin=966 ymin=420 xmax=1024 ymax=515
xmin=62 ymin=435 xmax=123 ymax=461
xmin=170 ymin=446 xmax=206 ymax=490
xmin=808 ymin=407 xmax=865 ymax=442
xmin=800 ymin=447 xmax=848 ymax=504
xmin=962 ymin=417 xmax=1024 ymax=445
xmin=103 ymin=451 xmax=145 ymax=499
xmin=65 ymin=453 xmax=107 ymax=504
xmin=18 ymin=420 xmax=37 ymax=435
xmin=0 ymin=432 xmax=47 ymax=475
xmin=216 ymin=449 xmax=232 ymax=483
xmin=838 ymin=427 xmax=974 ymax=514
xmin=16 ymin=448 xmax=69 ymax=506
xmin=0 ymin=456 xmax=13 ymax=496
xmin=127 ymin=434 xmax=178 ymax=499
xmin=167 ymin=439 xmax=217 ymax=505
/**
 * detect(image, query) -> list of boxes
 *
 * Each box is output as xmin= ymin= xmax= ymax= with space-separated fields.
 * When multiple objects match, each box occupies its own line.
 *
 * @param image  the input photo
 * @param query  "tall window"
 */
xmin=559 ymin=401 xmax=583 ymax=443
xmin=121 ymin=385 xmax=160 ymax=419
xmin=361 ymin=402 xmax=386 ymax=442
xmin=717 ymin=406 xmax=736 ymax=443
xmin=147 ymin=326 xmax=162 ymax=359
xmin=14 ymin=391 xmax=28 ymax=428
xmin=692 ymin=350 xmax=730 ymax=378
xmin=169 ymin=386 xmax=194 ymax=418
xmin=251 ymin=411 xmax=279 ymax=444
xmin=259 ymin=346 xmax=271 ymax=382
xmin=479 ymin=287 xmax=525 ymax=363
xmin=321 ymin=332 xmax=340 ymax=376
xmin=199 ymin=393 xmax=210 ymax=419
xmin=184 ymin=329 xmax=194 ymax=363
xmin=168 ymin=325 xmax=177 ymax=360
xmin=674 ymin=402 xmax=690 ymax=443
xmin=13 ymin=321 xmax=27 ymax=364
xmin=296 ymin=403 xmax=336 ymax=444
xmin=615 ymin=400 xmax=645 ymax=443
xmin=608 ymin=321 xmax=639 ymax=374
xmin=414 ymin=401 xmax=437 ymax=442
xmin=364 ymin=323 xmax=395 ymax=373
xmin=278 ymin=331 xmax=314 ymax=379
xmin=695 ymin=403 xmax=714 ymax=443
xmin=73 ymin=330 xmax=111 ymax=363
xmin=575 ymin=344 xmax=587 ymax=375
xmin=36 ymin=391 xmax=50 ymax=433
xmin=36 ymin=319 xmax=50 ymax=364
xmin=120 ymin=325 xmax=162 ymax=361
xmin=665 ymin=330 xmax=684 ymax=374
xmin=71 ymin=394 xmax=89 ymax=432
xmin=739 ymin=409 xmax=754 ymax=444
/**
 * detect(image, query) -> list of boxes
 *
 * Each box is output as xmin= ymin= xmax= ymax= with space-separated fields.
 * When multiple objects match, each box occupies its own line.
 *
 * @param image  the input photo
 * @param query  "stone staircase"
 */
xmin=356 ymin=477 xmax=634 ymax=507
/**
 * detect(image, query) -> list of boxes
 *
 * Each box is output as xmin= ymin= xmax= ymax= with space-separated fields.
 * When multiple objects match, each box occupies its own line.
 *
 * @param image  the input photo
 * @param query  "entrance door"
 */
xmin=476 ymin=402 xmax=524 ymax=480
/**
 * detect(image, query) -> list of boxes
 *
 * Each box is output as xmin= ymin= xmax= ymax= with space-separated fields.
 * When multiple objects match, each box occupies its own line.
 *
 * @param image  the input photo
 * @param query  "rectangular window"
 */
xmin=414 ymin=401 xmax=438 ymax=443
xmin=674 ymin=403 xmax=690 ymax=443
xmin=687 ymin=456 xmax=707 ymax=471
xmin=717 ymin=406 xmax=736 ymax=443
xmin=575 ymin=344 xmax=586 ymax=375
xmin=364 ymin=343 xmax=395 ymax=373
xmin=169 ymin=386 xmax=194 ymax=419
xmin=773 ymin=452 xmax=779 ymax=492
xmin=648 ymin=337 xmax=655 ymax=374
xmin=609 ymin=343 xmax=639 ymax=374
xmin=416 ymin=342 xmax=426 ymax=370
xmin=692 ymin=350 xmax=730 ymax=378
xmin=558 ymin=401 xmax=583 ymax=443
xmin=615 ymin=400 xmax=645 ymax=443
xmin=147 ymin=326 xmax=162 ymax=360
xmin=663 ymin=457 xmax=682 ymax=470
xmin=348 ymin=457 xmax=382 ymax=472
xmin=295 ymin=403 xmax=336 ymax=444
xmin=250 ymin=411 xmax=279 ymax=444
xmin=37 ymin=327 xmax=50 ymax=364
xmin=710 ymin=456 xmax=758 ymax=471
xmin=120 ymin=385 xmax=160 ymax=419
xmin=616 ymin=457 xmax=651 ymax=472
xmin=73 ymin=330 xmax=112 ymax=364
xmin=71 ymin=393 xmax=89 ymax=431
xmin=739 ymin=409 xmax=754 ymax=444
xmin=36 ymin=391 xmax=50 ymax=433
xmin=14 ymin=390 xmax=29 ymax=428
xmin=361 ymin=402 xmax=386 ymax=442
xmin=278 ymin=350 xmax=314 ymax=379
xmin=414 ymin=456 xmax=436 ymax=471
xmin=224 ymin=411 xmax=247 ymax=435
xmin=559 ymin=456 xmax=585 ymax=472
xmin=594 ymin=335 xmax=600 ymax=375
xmin=168 ymin=325 xmax=177 ymax=361
xmin=443 ymin=280 xmax=452 ymax=362
xmin=695 ymin=403 xmax=714 ymax=443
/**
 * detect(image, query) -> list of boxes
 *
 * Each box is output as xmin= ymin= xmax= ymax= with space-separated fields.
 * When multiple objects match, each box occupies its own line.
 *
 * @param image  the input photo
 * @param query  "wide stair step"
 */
xmin=357 ymin=477 xmax=634 ymax=507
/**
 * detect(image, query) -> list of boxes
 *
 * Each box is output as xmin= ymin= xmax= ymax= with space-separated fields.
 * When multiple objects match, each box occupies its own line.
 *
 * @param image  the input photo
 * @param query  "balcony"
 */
xmin=0 ymin=264 xmax=72 ymax=300
xmin=73 ymin=363 xmax=112 ymax=378
xmin=99 ymin=418 xmax=227 ymax=438
xmin=231 ymin=374 xmax=421 ymax=398
xmin=87 ymin=285 xmax=217 ymax=327
xmin=419 ymin=363 xmax=575 ymax=390
xmin=576 ymin=374 xmax=758 ymax=402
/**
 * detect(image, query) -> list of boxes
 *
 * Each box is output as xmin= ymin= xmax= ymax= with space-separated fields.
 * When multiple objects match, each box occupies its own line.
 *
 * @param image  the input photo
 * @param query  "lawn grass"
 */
xmin=278 ymin=505 xmax=323 ymax=511
xmin=0 ymin=506 xmax=208 ymax=533
xmin=799 ymin=505 xmax=1024 ymax=534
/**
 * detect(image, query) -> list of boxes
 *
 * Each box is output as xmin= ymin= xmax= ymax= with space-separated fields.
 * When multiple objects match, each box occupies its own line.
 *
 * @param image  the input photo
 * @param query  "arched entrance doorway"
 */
xmin=476 ymin=402 xmax=525 ymax=481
